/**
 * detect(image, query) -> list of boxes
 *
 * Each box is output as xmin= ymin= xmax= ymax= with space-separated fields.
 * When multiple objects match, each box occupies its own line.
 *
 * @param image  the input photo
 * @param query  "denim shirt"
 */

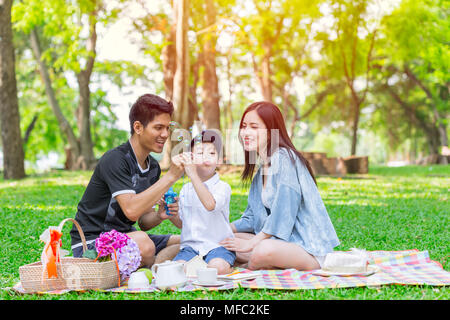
xmin=232 ymin=147 xmax=340 ymax=256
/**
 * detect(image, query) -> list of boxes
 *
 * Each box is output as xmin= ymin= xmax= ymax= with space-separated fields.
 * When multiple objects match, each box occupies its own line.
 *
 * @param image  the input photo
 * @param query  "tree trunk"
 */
xmin=159 ymin=1 xmax=178 ymax=170
xmin=76 ymin=72 xmax=96 ymax=169
xmin=252 ymin=42 xmax=273 ymax=102
xmin=224 ymin=52 xmax=233 ymax=130
xmin=404 ymin=66 xmax=448 ymax=163
xmin=188 ymin=56 xmax=200 ymax=126
xmin=350 ymin=100 xmax=361 ymax=156
xmin=23 ymin=113 xmax=38 ymax=145
xmin=75 ymin=10 xmax=98 ymax=170
xmin=339 ymin=20 xmax=376 ymax=156
xmin=251 ymin=5 xmax=284 ymax=103
xmin=386 ymin=84 xmax=441 ymax=156
xmin=172 ymin=0 xmax=190 ymax=129
xmin=162 ymin=9 xmax=177 ymax=102
xmin=29 ymin=27 xmax=81 ymax=169
xmin=260 ymin=41 xmax=273 ymax=102
xmin=279 ymin=84 xmax=298 ymax=138
xmin=0 ymin=0 xmax=25 ymax=179
xmin=200 ymin=0 xmax=220 ymax=130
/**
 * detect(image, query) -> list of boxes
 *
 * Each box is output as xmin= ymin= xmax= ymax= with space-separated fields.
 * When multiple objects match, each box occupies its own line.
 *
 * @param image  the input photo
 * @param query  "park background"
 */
xmin=0 ymin=0 xmax=448 ymax=300
xmin=0 ymin=0 xmax=448 ymax=175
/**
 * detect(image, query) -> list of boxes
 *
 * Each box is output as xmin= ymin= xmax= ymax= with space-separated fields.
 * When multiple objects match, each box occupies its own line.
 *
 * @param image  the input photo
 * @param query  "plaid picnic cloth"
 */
xmin=10 ymin=249 xmax=450 ymax=294
xmin=236 ymin=249 xmax=450 ymax=290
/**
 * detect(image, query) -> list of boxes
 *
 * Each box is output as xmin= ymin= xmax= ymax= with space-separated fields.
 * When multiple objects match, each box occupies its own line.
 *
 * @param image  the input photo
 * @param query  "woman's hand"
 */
xmin=221 ymin=231 xmax=272 ymax=253
xmin=220 ymin=237 xmax=254 ymax=253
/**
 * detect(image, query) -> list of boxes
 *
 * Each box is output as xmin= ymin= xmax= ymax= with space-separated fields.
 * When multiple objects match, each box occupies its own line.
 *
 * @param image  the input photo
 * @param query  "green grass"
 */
xmin=0 ymin=165 xmax=449 ymax=300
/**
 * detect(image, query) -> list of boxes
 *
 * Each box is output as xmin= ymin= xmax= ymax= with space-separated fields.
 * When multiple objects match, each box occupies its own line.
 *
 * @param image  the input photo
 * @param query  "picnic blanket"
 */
xmin=10 ymin=249 xmax=450 ymax=294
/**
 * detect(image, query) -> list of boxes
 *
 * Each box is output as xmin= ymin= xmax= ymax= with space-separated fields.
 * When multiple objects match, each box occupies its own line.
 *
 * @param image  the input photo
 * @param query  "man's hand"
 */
xmin=169 ymin=154 xmax=185 ymax=180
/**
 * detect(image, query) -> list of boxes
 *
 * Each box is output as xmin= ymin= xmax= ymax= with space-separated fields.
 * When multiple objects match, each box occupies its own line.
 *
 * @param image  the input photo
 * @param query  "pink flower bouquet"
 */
xmin=95 ymin=229 xmax=142 ymax=280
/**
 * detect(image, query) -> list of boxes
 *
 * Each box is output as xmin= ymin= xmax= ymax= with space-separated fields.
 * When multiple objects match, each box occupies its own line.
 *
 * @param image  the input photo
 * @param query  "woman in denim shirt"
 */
xmin=221 ymin=102 xmax=340 ymax=270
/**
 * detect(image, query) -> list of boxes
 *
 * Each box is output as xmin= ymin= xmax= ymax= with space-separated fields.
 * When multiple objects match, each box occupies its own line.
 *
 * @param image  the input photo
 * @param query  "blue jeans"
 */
xmin=173 ymin=246 xmax=236 ymax=267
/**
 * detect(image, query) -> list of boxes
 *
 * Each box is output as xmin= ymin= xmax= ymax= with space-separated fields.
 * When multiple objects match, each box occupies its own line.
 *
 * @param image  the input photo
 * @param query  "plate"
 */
xmin=218 ymin=273 xmax=260 ymax=281
xmin=192 ymin=280 xmax=227 ymax=287
xmin=156 ymin=280 xmax=187 ymax=290
xmin=312 ymin=265 xmax=379 ymax=277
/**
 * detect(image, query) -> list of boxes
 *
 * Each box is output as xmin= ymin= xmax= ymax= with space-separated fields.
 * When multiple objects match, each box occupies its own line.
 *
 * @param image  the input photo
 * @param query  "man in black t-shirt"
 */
xmin=70 ymin=94 xmax=184 ymax=267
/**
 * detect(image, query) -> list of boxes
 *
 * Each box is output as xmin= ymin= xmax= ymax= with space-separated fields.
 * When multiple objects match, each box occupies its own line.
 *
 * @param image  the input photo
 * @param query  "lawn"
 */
xmin=0 ymin=165 xmax=449 ymax=300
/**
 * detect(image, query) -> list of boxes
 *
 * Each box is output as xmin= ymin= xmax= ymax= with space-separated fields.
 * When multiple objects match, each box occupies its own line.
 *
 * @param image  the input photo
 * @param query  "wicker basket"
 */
xmin=19 ymin=218 xmax=120 ymax=293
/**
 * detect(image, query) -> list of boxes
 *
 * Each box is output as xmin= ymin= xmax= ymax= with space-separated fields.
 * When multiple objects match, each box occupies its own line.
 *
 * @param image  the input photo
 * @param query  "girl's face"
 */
xmin=239 ymin=110 xmax=268 ymax=154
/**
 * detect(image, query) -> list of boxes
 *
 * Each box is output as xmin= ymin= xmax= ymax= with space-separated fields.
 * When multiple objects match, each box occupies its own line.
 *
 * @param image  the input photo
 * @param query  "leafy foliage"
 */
xmin=5 ymin=0 xmax=449 ymax=166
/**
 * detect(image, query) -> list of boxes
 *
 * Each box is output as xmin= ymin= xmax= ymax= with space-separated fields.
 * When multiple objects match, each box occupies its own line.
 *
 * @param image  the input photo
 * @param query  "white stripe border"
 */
xmin=111 ymin=189 xmax=136 ymax=198
xmin=71 ymin=239 xmax=96 ymax=250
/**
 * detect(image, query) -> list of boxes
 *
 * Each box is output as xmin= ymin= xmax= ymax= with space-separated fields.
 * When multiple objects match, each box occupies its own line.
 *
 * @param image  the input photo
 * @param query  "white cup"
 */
xmin=127 ymin=271 xmax=150 ymax=289
xmin=197 ymin=267 xmax=217 ymax=284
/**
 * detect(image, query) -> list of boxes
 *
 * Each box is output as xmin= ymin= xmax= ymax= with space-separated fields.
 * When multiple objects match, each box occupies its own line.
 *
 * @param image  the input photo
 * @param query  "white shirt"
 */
xmin=178 ymin=173 xmax=234 ymax=256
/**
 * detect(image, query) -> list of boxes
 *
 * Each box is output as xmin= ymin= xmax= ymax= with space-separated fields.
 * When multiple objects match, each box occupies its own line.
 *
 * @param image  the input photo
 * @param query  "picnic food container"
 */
xmin=322 ymin=248 xmax=369 ymax=273
xmin=151 ymin=260 xmax=187 ymax=290
xmin=127 ymin=271 xmax=150 ymax=289
xmin=19 ymin=218 xmax=120 ymax=293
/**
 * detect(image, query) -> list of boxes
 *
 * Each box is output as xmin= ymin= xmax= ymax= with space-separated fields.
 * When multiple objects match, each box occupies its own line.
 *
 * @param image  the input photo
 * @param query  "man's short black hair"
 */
xmin=129 ymin=94 xmax=174 ymax=135
xmin=190 ymin=130 xmax=223 ymax=157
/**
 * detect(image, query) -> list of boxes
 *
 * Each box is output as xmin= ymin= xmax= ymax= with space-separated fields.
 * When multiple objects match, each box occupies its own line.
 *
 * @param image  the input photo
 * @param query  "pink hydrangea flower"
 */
xmin=95 ymin=229 xmax=130 ymax=257
xmin=95 ymin=230 xmax=142 ymax=279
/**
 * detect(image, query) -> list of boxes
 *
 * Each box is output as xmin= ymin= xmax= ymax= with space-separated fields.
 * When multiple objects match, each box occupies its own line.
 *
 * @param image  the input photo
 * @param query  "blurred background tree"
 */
xmin=0 ymin=0 xmax=25 ymax=179
xmin=0 ymin=0 xmax=447 ymax=178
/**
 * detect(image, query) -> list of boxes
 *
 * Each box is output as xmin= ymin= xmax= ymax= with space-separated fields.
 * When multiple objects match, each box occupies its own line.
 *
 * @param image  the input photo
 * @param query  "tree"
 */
xmin=140 ymin=0 xmax=193 ymax=167
xmin=0 ymin=0 xmax=25 ymax=179
xmin=75 ymin=0 xmax=99 ymax=168
xmin=13 ymin=0 xmax=125 ymax=169
xmin=231 ymin=0 xmax=285 ymax=102
xmin=381 ymin=0 xmax=448 ymax=163
xmin=172 ymin=0 xmax=190 ymax=129
xmin=28 ymin=27 xmax=81 ymax=168
xmin=191 ymin=0 xmax=238 ymax=133
xmin=198 ymin=0 xmax=221 ymax=130
xmin=318 ymin=0 xmax=378 ymax=156
xmin=368 ymin=0 xmax=449 ymax=163
xmin=13 ymin=25 xmax=134 ymax=167
xmin=230 ymin=0 xmax=321 ymax=104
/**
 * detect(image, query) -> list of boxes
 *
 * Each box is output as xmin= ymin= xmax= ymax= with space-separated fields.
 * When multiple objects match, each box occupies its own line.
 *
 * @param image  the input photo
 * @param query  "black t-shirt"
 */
xmin=70 ymin=140 xmax=161 ymax=247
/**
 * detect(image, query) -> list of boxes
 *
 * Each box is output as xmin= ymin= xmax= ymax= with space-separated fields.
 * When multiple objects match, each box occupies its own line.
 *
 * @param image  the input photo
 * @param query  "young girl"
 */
xmin=220 ymin=101 xmax=340 ymax=270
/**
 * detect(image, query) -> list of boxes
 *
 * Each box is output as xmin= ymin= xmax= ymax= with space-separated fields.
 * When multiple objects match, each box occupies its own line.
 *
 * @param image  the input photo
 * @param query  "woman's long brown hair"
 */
xmin=239 ymin=101 xmax=317 ymax=185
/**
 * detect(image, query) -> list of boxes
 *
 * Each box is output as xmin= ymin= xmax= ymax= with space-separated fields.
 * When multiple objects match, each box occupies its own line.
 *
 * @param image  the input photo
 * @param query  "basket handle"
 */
xmin=57 ymin=218 xmax=88 ymax=254
xmin=94 ymin=246 xmax=121 ymax=287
